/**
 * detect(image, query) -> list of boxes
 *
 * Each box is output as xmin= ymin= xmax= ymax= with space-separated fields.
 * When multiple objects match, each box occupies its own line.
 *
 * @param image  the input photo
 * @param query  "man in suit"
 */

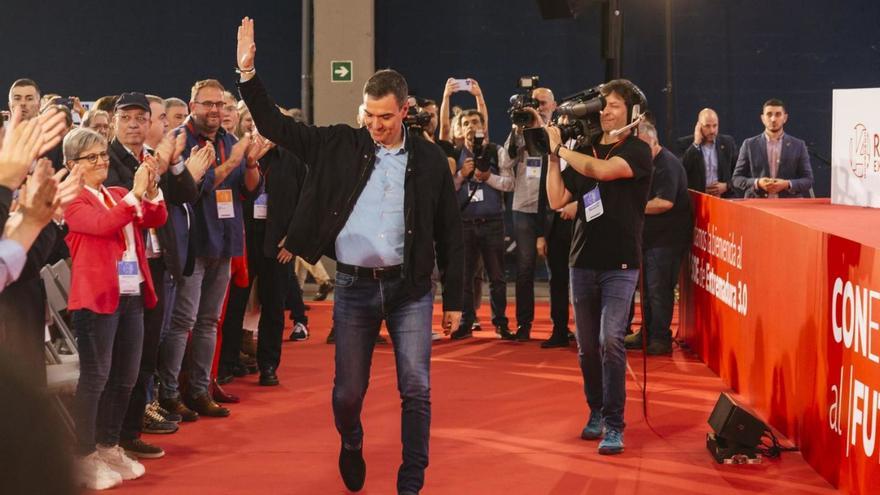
xmin=732 ymin=99 xmax=813 ymax=198
xmin=681 ymin=108 xmax=739 ymax=198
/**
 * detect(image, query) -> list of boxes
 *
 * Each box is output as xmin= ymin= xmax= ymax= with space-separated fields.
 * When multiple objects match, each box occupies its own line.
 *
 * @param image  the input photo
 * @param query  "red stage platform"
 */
xmin=682 ymin=194 xmax=880 ymax=495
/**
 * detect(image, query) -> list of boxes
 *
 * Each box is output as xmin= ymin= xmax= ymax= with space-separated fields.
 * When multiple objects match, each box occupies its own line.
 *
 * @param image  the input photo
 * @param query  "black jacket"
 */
xmin=105 ymin=140 xmax=199 ymax=279
xmin=238 ymin=75 xmax=463 ymax=311
xmin=263 ymin=146 xmax=307 ymax=259
xmin=681 ymin=134 xmax=739 ymax=198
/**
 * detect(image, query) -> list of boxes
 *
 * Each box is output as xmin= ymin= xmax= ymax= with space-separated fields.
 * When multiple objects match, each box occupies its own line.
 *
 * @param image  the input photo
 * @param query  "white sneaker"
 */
xmin=76 ymin=451 xmax=123 ymax=490
xmin=291 ymin=322 xmax=309 ymax=341
xmin=97 ymin=444 xmax=146 ymax=480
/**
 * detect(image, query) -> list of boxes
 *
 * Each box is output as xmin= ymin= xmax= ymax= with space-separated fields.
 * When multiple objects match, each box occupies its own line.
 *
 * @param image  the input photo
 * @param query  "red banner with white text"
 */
xmin=681 ymin=193 xmax=880 ymax=494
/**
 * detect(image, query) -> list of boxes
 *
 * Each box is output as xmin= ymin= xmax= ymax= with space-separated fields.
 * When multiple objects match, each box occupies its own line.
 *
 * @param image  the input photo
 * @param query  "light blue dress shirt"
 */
xmin=335 ymin=133 xmax=408 ymax=267
xmin=0 ymin=238 xmax=27 ymax=292
xmin=700 ymin=141 xmax=719 ymax=186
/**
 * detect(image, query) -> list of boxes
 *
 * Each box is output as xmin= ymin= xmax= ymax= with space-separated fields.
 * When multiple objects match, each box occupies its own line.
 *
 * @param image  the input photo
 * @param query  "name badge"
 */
xmin=148 ymin=228 xmax=161 ymax=253
xmin=469 ymin=184 xmax=484 ymax=203
xmin=253 ymin=193 xmax=268 ymax=219
xmin=216 ymin=189 xmax=234 ymax=219
xmin=525 ymin=156 xmax=542 ymax=179
xmin=118 ymin=260 xmax=141 ymax=295
xmin=582 ymin=186 xmax=604 ymax=222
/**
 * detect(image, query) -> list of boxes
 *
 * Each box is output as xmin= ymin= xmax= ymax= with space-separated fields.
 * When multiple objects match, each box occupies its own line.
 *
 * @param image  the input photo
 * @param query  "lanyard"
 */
xmin=591 ymin=139 xmax=625 ymax=160
xmin=186 ymin=121 xmax=227 ymax=165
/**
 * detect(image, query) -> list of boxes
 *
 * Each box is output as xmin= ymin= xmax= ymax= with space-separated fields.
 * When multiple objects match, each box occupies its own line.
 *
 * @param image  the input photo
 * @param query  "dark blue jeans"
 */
xmin=512 ymin=211 xmax=538 ymax=327
xmin=570 ymin=267 xmax=639 ymax=431
xmin=72 ymin=295 xmax=144 ymax=455
xmin=460 ymin=217 xmax=508 ymax=329
xmin=642 ymin=245 xmax=686 ymax=345
xmin=332 ymin=271 xmax=433 ymax=493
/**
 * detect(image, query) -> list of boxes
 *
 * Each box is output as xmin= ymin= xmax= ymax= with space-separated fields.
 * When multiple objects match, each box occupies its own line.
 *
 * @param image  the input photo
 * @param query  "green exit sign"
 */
xmin=331 ymin=60 xmax=353 ymax=82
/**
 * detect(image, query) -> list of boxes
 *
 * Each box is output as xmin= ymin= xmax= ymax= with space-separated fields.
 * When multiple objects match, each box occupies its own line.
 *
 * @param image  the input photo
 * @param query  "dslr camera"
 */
xmin=404 ymin=96 xmax=432 ymax=134
xmin=508 ymin=76 xmax=541 ymax=127
xmin=524 ymin=85 xmax=606 ymax=155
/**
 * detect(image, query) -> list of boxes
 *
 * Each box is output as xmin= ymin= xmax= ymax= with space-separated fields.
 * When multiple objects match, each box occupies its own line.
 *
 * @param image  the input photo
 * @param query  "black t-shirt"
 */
xmin=562 ymin=135 xmax=653 ymax=270
xmin=643 ymin=148 xmax=693 ymax=249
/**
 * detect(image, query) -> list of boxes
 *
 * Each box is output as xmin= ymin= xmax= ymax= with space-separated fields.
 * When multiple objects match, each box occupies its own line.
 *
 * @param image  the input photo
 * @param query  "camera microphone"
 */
xmin=609 ymin=113 xmax=646 ymax=137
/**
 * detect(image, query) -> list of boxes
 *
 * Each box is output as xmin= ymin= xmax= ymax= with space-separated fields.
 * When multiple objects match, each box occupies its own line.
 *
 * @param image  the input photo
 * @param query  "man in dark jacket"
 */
xmin=236 ymin=17 xmax=463 ymax=495
xmin=681 ymin=108 xmax=739 ymax=198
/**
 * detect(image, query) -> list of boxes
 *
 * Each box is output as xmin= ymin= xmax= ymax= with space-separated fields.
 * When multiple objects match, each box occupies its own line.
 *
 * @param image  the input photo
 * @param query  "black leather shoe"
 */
xmin=541 ymin=333 xmax=570 ymax=348
xmin=339 ymin=443 xmax=366 ymax=491
xmin=259 ymin=367 xmax=280 ymax=386
xmin=515 ymin=324 xmax=531 ymax=342
xmin=496 ymin=324 xmax=516 ymax=341
xmin=450 ymin=326 xmax=473 ymax=340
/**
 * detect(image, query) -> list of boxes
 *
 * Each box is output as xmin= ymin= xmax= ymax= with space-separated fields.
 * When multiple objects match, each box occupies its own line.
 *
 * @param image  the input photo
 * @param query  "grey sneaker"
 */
xmin=598 ymin=428 xmax=625 ymax=455
xmin=580 ymin=411 xmax=604 ymax=440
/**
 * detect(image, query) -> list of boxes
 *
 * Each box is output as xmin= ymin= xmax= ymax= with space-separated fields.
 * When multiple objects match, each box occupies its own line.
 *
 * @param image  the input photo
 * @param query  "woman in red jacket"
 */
xmin=62 ymin=127 xmax=167 ymax=491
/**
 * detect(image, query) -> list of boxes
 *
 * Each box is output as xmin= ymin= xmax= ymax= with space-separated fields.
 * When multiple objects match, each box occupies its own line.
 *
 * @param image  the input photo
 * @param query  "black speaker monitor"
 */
xmin=707 ymin=393 xmax=767 ymax=448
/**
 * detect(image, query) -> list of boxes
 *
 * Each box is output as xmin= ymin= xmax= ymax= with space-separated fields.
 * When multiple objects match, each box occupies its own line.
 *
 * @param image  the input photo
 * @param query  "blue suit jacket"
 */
xmin=732 ymin=133 xmax=814 ymax=198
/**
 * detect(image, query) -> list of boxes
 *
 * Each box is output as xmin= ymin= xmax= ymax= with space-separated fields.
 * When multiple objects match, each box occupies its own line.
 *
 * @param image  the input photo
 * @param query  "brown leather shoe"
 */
xmin=158 ymin=397 xmax=199 ymax=422
xmin=212 ymin=379 xmax=240 ymax=404
xmin=185 ymin=393 xmax=231 ymax=417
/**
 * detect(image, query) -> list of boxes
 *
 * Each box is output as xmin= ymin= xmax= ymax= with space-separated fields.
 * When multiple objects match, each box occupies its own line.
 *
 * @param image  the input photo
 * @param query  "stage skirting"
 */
xmin=681 ymin=194 xmax=880 ymax=494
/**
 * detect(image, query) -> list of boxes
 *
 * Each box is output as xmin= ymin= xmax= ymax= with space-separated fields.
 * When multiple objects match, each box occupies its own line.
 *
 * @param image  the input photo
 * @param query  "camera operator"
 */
xmin=545 ymin=79 xmax=653 ymax=456
xmin=450 ymin=110 xmax=514 ymax=340
xmin=499 ymin=87 xmax=564 ymax=342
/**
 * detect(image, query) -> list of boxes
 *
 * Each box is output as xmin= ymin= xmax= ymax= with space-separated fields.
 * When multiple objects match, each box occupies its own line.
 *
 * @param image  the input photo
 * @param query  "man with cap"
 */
xmin=104 ymin=92 xmax=206 ymax=459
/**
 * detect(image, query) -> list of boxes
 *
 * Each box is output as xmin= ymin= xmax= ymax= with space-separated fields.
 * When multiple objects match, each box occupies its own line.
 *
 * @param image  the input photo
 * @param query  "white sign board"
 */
xmin=831 ymin=88 xmax=880 ymax=208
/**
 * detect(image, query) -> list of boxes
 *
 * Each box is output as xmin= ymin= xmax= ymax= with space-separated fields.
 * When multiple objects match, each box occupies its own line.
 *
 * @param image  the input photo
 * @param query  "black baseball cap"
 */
xmin=115 ymin=92 xmax=150 ymax=112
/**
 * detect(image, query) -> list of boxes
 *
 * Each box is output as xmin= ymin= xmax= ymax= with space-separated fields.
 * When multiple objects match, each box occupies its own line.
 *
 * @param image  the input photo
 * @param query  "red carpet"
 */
xmin=106 ymin=301 xmax=835 ymax=494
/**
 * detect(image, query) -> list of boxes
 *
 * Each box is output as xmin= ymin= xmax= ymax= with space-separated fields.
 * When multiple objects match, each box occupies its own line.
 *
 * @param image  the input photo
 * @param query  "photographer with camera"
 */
xmin=499 ymin=82 xmax=565 ymax=342
xmin=545 ymin=79 xmax=653 ymax=456
xmin=449 ymin=109 xmax=514 ymax=340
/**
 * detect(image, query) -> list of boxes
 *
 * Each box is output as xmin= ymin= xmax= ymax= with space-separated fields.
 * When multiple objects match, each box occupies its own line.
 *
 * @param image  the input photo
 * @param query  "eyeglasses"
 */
xmin=118 ymin=114 xmax=149 ymax=125
xmin=194 ymin=101 xmax=225 ymax=109
xmin=72 ymin=152 xmax=110 ymax=164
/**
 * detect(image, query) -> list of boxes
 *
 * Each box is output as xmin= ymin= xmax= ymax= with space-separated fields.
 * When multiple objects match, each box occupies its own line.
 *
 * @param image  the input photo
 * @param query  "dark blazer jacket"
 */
xmin=105 ymin=138 xmax=199 ymax=279
xmin=732 ymin=133 xmax=814 ymax=198
xmin=681 ymin=134 xmax=739 ymax=198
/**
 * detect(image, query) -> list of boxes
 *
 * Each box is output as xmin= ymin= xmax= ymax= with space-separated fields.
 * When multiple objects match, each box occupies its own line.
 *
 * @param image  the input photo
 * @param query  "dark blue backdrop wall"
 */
xmin=3 ymin=1 xmax=879 ymax=196
xmin=0 ymin=1 xmax=303 ymax=108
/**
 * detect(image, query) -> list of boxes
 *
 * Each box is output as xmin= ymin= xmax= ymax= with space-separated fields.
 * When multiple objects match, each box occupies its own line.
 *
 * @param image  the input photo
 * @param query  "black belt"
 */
xmin=461 ymin=216 xmax=503 ymax=225
xmin=336 ymin=262 xmax=403 ymax=280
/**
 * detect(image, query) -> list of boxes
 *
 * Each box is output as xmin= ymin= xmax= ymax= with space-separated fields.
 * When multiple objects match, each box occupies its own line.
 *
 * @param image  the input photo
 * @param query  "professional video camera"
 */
xmin=508 ymin=75 xmax=541 ymax=126
xmin=523 ymin=85 xmax=606 ymax=155
xmin=404 ymin=96 xmax=432 ymax=134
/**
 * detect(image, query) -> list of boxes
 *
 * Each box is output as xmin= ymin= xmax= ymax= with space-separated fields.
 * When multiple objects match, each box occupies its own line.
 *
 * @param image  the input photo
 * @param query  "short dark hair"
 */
xmin=458 ymin=109 xmax=484 ymax=126
xmin=9 ymin=78 xmax=40 ymax=96
xmin=600 ymin=79 xmax=641 ymax=109
xmin=762 ymin=98 xmax=786 ymax=112
xmin=363 ymin=69 xmax=408 ymax=107
xmin=421 ymin=98 xmax=437 ymax=108
xmin=93 ymin=95 xmax=119 ymax=114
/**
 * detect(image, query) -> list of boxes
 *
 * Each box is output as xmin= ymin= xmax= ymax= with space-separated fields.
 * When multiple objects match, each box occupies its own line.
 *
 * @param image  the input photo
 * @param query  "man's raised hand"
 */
xmin=237 ymin=17 xmax=256 ymax=73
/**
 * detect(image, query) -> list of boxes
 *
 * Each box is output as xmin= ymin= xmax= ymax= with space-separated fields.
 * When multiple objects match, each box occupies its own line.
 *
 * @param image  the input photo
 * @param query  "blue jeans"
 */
xmin=570 ymin=267 xmax=640 ymax=431
xmin=642 ymin=245 xmax=685 ymax=344
xmin=159 ymin=256 xmax=231 ymax=399
xmin=72 ymin=295 xmax=144 ymax=455
xmin=512 ymin=211 xmax=538 ymax=327
xmin=332 ymin=271 xmax=433 ymax=494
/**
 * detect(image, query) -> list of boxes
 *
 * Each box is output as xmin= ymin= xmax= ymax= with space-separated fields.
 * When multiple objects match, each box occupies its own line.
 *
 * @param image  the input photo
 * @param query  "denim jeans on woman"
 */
xmin=332 ymin=270 xmax=434 ymax=494
xmin=72 ymin=295 xmax=144 ymax=455
xmin=570 ymin=267 xmax=640 ymax=431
